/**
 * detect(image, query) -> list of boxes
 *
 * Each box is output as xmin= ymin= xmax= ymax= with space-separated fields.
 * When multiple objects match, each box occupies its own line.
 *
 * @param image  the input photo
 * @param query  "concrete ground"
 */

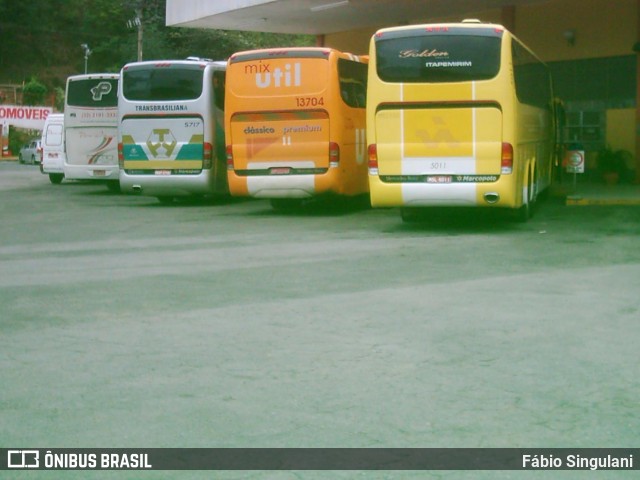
xmin=1 ymin=161 xmax=639 ymax=479
xmin=555 ymin=176 xmax=640 ymax=206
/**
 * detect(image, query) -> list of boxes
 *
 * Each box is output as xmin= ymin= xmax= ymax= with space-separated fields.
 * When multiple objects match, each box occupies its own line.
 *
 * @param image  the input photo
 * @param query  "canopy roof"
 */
xmin=166 ymin=0 xmax=546 ymax=35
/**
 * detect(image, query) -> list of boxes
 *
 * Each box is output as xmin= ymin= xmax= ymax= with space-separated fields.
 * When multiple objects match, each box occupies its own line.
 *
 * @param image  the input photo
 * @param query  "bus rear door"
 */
xmin=229 ymin=111 xmax=330 ymax=198
xmin=227 ymin=51 xmax=332 ymax=198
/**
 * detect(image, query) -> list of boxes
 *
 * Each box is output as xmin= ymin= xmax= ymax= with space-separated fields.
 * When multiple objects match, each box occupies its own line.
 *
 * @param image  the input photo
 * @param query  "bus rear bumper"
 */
xmin=226 ymin=164 xmax=365 ymax=198
xmin=230 ymin=174 xmax=317 ymax=199
xmin=120 ymin=170 xmax=216 ymax=197
xmin=369 ymin=177 xmax=519 ymax=208
xmin=42 ymin=163 xmax=64 ymax=174
xmin=64 ymin=164 xmax=119 ymax=181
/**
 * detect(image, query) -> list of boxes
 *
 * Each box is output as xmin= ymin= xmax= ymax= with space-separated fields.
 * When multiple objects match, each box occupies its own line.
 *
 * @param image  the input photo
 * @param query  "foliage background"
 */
xmin=0 ymin=0 xmax=314 ymax=100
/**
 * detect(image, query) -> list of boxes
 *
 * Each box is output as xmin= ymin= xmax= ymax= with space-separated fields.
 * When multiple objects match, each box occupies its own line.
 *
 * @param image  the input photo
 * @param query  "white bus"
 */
xmin=64 ymin=73 xmax=119 ymax=190
xmin=118 ymin=58 xmax=228 ymax=203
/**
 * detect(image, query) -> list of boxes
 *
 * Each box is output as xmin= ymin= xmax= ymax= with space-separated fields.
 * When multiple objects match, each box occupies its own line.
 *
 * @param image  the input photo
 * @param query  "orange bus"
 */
xmin=225 ymin=47 xmax=368 ymax=209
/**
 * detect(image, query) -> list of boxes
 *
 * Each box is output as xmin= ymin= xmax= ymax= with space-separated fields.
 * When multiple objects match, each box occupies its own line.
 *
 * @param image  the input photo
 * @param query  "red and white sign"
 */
xmin=565 ymin=149 xmax=585 ymax=174
xmin=0 ymin=105 xmax=52 ymax=130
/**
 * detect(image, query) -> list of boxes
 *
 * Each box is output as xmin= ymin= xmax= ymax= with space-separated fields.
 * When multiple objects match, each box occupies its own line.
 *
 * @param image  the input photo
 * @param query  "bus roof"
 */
xmin=121 ymin=59 xmax=227 ymax=70
xmin=229 ymin=47 xmax=366 ymax=64
xmin=374 ymin=20 xmax=507 ymax=38
xmin=67 ymin=73 xmax=119 ymax=81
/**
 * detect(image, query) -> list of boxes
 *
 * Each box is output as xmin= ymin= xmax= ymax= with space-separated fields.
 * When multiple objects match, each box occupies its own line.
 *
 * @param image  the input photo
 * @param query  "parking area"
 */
xmin=1 ymin=161 xmax=639 ymax=479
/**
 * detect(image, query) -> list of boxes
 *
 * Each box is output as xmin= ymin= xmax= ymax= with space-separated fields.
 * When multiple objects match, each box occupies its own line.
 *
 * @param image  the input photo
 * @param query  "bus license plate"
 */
xmin=270 ymin=167 xmax=291 ymax=175
xmin=155 ymin=170 xmax=171 ymax=176
xmin=426 ymin=176 xmax=451 ymax=184
xmin=94 ymin=170 xmax=106 ymax=177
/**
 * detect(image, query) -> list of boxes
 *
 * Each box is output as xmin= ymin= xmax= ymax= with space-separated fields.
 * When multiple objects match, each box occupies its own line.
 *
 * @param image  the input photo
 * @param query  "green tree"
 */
xmin=54 ymin=86 xmax=65 ymax=111
xmin=22 ymin=77 xmax=47 ymax=105
xmin=0 ymin=0 xmax=314 ymax=90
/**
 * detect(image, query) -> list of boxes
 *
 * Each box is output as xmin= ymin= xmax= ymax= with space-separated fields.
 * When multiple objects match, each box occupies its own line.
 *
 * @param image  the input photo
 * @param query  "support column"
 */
xmin=636 ymin=0 xmax=640 ymax=182
xmin=316 ymin=35 xmax=325 ymax=47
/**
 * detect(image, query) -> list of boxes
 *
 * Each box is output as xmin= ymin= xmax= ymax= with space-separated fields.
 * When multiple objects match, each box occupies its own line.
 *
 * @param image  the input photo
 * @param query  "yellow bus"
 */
xmin=225 ymin=48 xmax=368 ymax=209
xmin=367 ymin=20 xmax=555 ymax=221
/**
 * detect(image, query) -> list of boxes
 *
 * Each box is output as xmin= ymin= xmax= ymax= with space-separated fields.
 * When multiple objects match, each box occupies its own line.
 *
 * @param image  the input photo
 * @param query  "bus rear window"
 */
xmin=67 ymin=79 xmax=118 ymax=107
xmin=123 ymin=66 xmax=204 ymax=101
xmin=375 ymin=32 xmax=501 ymax=83
xmin=45 ymin=124 xmax=63 ymax=146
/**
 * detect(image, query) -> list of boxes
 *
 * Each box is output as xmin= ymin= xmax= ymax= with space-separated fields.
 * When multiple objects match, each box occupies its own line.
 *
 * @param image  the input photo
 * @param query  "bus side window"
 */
xmin=338 ymin=58 xmax=367 ymax=108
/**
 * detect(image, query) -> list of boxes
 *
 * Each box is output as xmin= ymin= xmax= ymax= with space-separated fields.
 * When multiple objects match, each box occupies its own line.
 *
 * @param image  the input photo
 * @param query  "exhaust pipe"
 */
xmin=484 ymin=192 xmax=500 ymax=204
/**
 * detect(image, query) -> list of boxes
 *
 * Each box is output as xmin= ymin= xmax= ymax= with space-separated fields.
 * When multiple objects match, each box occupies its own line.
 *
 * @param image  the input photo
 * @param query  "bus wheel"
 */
xmin=106 ymin=180 xmax=120 ymax=193
xmin=157 ymin=196 xmax=174 ymax=205
xmin=400 ymin=208 xmax=423 ymax=223
xmin=530 ymin=168 xmax=539 ymax=214
xmin=514 ymin=168 xmax=534 ymax=222
xmin=514 ymin=201 xmax=529 ymax=222
xmin=270 ymin=198 xmax=303 ymax=211
xmin=49 ymin=173 xmax=64 ymax=184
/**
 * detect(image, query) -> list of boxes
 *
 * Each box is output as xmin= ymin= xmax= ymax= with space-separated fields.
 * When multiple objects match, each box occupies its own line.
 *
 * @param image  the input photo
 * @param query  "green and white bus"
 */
xmin=118 ymin=58 xmax=227 ymax=203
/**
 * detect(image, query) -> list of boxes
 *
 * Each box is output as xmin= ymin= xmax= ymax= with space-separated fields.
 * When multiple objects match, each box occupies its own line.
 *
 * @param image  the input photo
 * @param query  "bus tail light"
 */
xmin=501 ymin=142 xmax=513 ymax=174
xmin=368 ymin=144 xmax=378 ymax=175
xmin=329 ymin=142 xmax=339 ymax=168
xmin=226 ymin=145 xmax=234 ymax=170
xmin=118 ymin=142 xmax=124 ymax=168
xmin=203 ymin=142 xmax=213 ymax=169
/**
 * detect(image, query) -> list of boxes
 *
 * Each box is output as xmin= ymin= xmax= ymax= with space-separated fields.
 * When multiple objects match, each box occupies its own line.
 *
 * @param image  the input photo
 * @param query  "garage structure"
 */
xmin=166 ymin=0 xmax=640 ymax=181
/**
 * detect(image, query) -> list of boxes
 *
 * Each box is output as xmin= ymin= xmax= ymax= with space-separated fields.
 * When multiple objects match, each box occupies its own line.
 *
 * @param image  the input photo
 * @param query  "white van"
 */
xmin=40 ymin=113 xmax=65 ymax=184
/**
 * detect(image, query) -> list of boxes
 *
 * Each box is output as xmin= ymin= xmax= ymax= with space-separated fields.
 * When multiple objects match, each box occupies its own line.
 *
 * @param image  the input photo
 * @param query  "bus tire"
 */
xmin=106 ymin=180 xmax=120 ymax=193
xmin=514 ymin=202 xmax=529 ymax=222
xmin=514 ymin=167 xmax=535 ymax=222
xmin=270 ymin=198 xmax=303 ymax=211
xmin=400 ymin=208 xmax=423 ymax=223
xmin=49 ymin=173 xmax=64 ymax=184
xmin=528 ymin=166 xmax=540 ymax=215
